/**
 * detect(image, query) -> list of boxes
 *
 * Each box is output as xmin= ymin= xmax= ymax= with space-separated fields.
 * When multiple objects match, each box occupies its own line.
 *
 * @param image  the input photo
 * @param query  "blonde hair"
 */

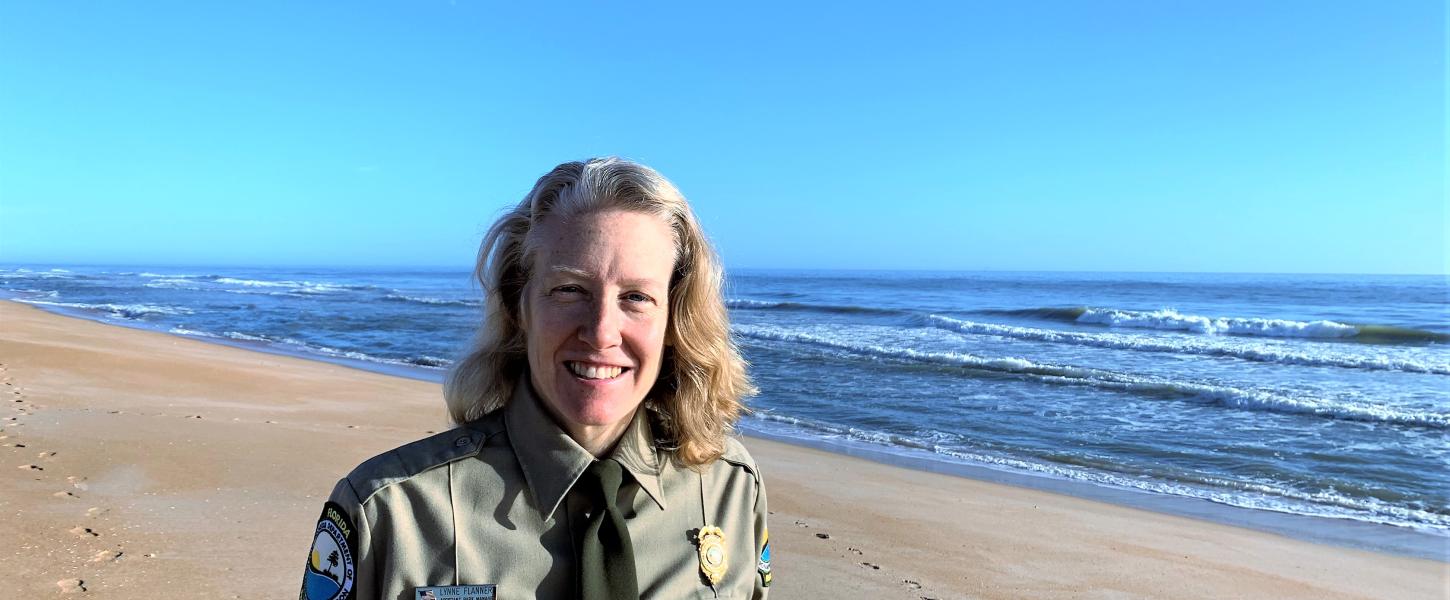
xmin=444 ymin=157 xmax=755 ymax=466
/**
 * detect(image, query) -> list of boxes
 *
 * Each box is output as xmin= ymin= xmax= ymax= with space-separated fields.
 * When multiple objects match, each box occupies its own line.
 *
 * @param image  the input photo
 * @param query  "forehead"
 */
xmin=529 ymin=209 xmax=677 ymax=283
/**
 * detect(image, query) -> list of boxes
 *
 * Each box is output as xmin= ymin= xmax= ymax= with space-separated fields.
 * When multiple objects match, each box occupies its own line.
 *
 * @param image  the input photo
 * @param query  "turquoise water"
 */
xmin=3 ymin=266 xmax=1446 ymax=538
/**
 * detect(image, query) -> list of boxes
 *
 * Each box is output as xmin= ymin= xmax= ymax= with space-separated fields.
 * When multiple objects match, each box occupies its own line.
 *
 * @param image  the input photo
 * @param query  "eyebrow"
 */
xmin=546 ymin=266 xmax=665 ymax=289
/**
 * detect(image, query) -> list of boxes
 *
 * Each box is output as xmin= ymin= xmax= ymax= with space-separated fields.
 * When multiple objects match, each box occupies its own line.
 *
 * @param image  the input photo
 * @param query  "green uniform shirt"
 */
xmin=301 ymin=381 xmax=772 ymax=600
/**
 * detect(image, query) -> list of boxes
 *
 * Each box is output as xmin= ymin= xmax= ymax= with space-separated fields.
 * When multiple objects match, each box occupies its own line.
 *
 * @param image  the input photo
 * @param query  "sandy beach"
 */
xmin=0 ymin=299 xmax=1443 ymax=599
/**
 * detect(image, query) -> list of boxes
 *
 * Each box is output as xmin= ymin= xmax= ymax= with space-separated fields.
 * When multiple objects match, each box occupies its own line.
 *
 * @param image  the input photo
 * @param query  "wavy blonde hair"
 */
xmin=444 ymin=157 xmax=755 ymax=466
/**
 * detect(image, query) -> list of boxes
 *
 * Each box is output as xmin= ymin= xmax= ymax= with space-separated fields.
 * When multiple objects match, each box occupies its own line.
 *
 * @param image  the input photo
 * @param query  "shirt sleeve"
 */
xmin=299 ymin=478 xmax=373 ymax=600
xmin=752 ymin=465 xmax=772 ymax=599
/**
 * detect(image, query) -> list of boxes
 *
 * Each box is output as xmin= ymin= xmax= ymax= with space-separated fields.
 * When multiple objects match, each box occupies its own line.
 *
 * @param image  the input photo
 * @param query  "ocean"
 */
xmin=3 ymin=266 xmax=1446 ymax=546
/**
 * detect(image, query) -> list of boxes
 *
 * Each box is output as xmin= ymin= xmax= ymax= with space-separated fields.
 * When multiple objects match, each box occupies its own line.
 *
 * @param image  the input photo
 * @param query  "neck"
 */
xmin=565 ymin=415 xmax=637 ymax=458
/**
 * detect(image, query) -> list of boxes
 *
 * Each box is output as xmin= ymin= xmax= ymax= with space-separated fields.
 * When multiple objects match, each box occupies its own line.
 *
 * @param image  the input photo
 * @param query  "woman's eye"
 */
xmin=551 ymin=285 xmax=586 ymax=296
xmin=623 ymin=292 xmax=653 ymax=304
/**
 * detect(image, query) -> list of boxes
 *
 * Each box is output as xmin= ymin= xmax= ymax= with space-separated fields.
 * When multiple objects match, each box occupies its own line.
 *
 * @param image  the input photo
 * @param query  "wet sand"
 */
xmin=1 ymin=300 xmax=1444 ymax=598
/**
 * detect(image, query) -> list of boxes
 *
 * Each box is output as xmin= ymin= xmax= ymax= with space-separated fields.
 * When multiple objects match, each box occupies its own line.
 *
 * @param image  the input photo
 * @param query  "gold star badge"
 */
xmin=696 ymin=526 xmax=728 ymax=585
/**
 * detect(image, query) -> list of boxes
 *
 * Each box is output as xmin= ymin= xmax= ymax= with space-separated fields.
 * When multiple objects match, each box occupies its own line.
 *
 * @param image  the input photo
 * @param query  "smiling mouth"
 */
xmin=565 ymin=361 xmax=629 ymax=380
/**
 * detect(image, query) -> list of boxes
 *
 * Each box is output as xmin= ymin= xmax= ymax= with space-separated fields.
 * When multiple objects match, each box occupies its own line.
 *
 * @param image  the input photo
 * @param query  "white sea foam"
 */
xmin=168 ymin=327 xmax=217 ymax=338
xmin=745 ymin=412 xmax=1450 ymax=534
xmin=220 ymin=331 xmax=449 ymax=369
xmin=1076 ymin=308 xmax=1360 ymax=339
xmin=734 ymin=324 xmax=1450 ymax=429
xmin=222 ymin=331 xmax=271 ymax=342
xmin=5 ymin=289 xmax=60 ymax=299
xmin=16 ymin=299 xmax=193 ymax=320
xmin=384 ymin=293 xmax=480 ymax=307
xmin=0 ymin=270 xmax=73 ymax=280
xmin=144 ymin=278 xmax=206 ymax=290
xmin=726 ymin=299 xmax=785 ymax=309
xmin=924 ymin=315 xmax=1450 ymax=375
xmin=215 ymin=277 xmax=296 ymax=288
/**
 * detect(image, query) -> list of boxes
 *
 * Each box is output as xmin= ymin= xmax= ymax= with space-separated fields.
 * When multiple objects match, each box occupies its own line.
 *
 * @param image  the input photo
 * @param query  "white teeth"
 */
xmin=567 ymin=362 xmax=624 ymax=380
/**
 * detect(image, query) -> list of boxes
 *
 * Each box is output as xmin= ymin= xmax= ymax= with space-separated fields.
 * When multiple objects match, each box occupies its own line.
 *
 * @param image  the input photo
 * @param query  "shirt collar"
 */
xmin=504 ymin=378 xmax=668 ymax=521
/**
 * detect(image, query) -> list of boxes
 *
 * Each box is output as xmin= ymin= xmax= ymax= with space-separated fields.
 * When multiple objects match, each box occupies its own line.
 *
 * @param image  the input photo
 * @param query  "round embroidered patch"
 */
xmin=758 ymin=528 xmax=772 ymax=587
xmin=304 ymin=502 xmax=356 ymax=600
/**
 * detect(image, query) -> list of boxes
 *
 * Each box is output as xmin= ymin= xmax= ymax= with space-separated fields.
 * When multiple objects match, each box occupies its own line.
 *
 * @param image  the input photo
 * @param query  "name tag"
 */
xmin=414 ymin=585 xmax=496 ymax=599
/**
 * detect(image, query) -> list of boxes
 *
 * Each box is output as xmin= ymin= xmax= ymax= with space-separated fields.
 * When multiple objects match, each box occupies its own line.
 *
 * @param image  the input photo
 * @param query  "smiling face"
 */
xmin=522 ymin=208 xmax=676 ymax=453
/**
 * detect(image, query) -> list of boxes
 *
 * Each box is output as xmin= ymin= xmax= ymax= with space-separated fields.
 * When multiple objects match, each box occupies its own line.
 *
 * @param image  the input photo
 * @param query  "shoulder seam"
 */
xmin=353 ymin=427 xmax=506 ymax=505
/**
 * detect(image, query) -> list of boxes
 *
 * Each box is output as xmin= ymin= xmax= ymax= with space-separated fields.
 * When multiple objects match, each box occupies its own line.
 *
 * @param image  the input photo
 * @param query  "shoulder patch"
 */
xmin=758 ymin=527 xmax=772 ymax=587
xmin=302 ymin=502 xmax=357 ymax=600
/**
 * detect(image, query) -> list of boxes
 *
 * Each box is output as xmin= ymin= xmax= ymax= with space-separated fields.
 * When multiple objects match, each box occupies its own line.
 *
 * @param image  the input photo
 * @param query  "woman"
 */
xmin=301 ymin=158 xmax=770 ymax=600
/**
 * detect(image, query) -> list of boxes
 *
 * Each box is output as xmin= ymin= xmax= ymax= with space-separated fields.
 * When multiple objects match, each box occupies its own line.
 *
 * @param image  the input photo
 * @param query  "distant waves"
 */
xmin=733 ymin=324 xmax=1450 ymax=429
xmin=728 ymin=298 xmax=1450 ymax=345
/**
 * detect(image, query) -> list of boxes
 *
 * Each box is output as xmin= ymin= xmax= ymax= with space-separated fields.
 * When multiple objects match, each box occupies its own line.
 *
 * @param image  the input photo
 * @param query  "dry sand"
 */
xmin=0 ymin=300 xmax=1445 ymax=598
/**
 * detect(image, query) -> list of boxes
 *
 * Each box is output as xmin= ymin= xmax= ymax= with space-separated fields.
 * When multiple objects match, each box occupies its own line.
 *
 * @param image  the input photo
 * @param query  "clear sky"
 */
xmin=0 ymin=1 xmax=1443 ymax=274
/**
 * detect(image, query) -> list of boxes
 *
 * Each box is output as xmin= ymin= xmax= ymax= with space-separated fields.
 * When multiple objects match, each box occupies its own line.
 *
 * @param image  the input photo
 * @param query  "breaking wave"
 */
xmin=745 ymin=412 xmax=1450 ymax=534
xmin=383 ymin=293 xmax=481 ymax=307
xmin=922 ymin=315 xmax=1450 ymax=375
xmin=16 ymin=299 xmax=194 ymax=320
xmin=733 ymin=325 xmax=1450 ymax=429
xmin=726 ymin=298 xmax=905 ymax=316
xmin=215 ymin=330 xmax=452 ymax=370
xmin=989 ymin=306 xmax=1447 ymax=344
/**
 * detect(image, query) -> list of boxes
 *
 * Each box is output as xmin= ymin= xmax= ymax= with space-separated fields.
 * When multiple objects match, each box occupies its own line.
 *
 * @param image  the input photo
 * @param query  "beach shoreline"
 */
xmin=2 ymin=299 xmax=1444 ymax=598
xmin=15 ymin=294 xmax=1446 ymax=562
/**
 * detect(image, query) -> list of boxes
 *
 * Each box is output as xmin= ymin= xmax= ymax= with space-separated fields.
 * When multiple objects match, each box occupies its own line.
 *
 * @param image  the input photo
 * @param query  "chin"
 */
xmin=548 ymin=373 xmax=649 ymax=428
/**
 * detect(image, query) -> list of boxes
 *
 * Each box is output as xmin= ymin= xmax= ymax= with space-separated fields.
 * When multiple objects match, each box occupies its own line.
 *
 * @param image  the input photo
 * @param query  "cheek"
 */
xmin=632 ymin=318 xmax=670 ymax=364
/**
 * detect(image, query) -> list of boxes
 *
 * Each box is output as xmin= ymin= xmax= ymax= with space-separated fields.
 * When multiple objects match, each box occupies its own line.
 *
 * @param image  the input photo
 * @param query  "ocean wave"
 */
xmin=213 ymin=277 xmax=360 ymax=294
xmin=725 ymin=298 xmax=906 ymax=316
xmin=144 ymin=278 xmax=207 ymax=290
xmin=214 ymin=277 xmax=296 ymax=288
xmin=383 ymin=293 xmax=481 ymax=307
xmin=167 ymin=327 xmax=217 ymax=338
xmin=218 ymin=331 xmax=450 ymax=370
xmin=1078 ymin=307 xmax=1360 ymax=338
xmin=16 ymin=299 xmax=194 ymax=320
xmin=744 ymin=412 xmax=1450 ymax=533
xmin=734 ymin=325 xmax=1450 ymax=429
xmin=922 ymin=315 xmax=1450 ymax=375
xmin=4 ymin=289 xmax=60 ymax=300
xmin=0 ymin=270 xmax=74 ymax=280
xmin=992 ymin=306 xmax=1449 ymax=344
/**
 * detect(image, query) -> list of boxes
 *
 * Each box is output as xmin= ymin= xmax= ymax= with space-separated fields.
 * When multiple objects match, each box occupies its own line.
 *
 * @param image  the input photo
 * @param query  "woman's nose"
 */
xmin=577 ymin=297 xmax=623 ymax=349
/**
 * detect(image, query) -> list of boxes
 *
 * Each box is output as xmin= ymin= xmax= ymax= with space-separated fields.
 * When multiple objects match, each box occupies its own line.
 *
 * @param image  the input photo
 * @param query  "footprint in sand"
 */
xmin=57 ymin=579 xmax=87 ymax=593
xmin=38 ymin=451 xmax=57 ymax=460
xmin=54 ymin=491 xmax=78 ymax=499
xmin=69 ymin=526 xmax=99 ymax=537
xmin=19 ymin=464 xmax=42 ymax=470
xmin=90 ymin=550 xmax=123 ymax=563
xmin=85 ymin=507 xmax=108 ymax=518
xmin=68 ymin=476 xmax=89 ymax=490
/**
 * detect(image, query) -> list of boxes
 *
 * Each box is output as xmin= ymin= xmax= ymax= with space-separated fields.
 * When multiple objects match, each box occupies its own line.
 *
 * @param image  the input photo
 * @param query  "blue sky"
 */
xmin=0 ymin=1 xmax=1443 ymax=274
